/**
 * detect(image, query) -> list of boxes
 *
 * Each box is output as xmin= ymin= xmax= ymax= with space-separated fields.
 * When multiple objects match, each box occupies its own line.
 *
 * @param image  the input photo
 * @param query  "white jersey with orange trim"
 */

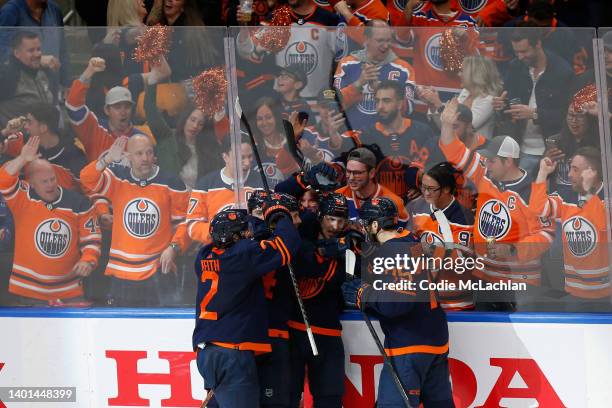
xmin=185 ymin=168 xmax=263 ymax=245
xmin=274 ymin=7 xmax=341 ymax=98
xmin=439 ymin=137 xmax=554 ymax=286
xmin=0 ymin=167 xmax=101 ymax=300
xmin=80 ymin=161 xmax=189 ymax=281
xmin=529 ymin=182 xmax=610 ymax=299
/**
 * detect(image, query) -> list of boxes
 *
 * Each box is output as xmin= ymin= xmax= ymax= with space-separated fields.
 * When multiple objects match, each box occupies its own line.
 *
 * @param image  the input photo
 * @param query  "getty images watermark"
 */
xmin=361 ymin=242 xmax=530 ymax=300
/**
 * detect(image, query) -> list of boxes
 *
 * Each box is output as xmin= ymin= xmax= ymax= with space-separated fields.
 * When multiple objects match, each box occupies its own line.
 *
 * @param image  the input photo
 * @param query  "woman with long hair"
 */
xmin=144 ymin=80 xmax=223 ymax=189
xmin=148 ymin=0 xmax=222 ymax=82
xmin=106 ymin=0 xmax=148 ymax=76
xmin=419 ymin=55 xmax=503 ymax=139
xmin=546 ymin=91 xmax=599 ymax=201
xmin=456 ymin=56 xmax=503 ymax=139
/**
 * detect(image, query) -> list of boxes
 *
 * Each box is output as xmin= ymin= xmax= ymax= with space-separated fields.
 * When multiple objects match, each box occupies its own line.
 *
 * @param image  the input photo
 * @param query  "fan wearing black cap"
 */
xmin=275 ymin=64 xmax=313 ymax=122
xmin=439 ymin=100 xmax=555 ymax=310
xmin=343 ymin=196 xmax=453 ymax=408
xmin=289 ymin=192 xmax=355 ymax=408
xmin=193 ymin=198 xmax=301 ymax=408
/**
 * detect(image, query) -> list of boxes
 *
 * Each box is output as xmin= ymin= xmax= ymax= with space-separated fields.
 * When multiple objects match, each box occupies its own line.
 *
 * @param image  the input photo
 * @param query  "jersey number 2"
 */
xmin=199 ymin=271 xmax=219 ymax=320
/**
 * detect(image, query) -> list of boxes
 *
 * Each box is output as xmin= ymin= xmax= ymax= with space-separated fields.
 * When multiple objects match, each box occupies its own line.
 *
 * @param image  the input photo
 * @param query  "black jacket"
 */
xmin=503 ymin=50 xmax=574 ymax=142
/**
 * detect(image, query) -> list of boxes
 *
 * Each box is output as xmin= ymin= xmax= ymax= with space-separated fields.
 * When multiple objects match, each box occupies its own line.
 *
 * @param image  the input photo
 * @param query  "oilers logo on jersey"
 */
xmin=394 ymin=0 xmax=425 ymax=13
xmin=285 ymin=41 xmax=319 ymax=75
xmin=357 ymin=82 xmax=377 ymax=115
xmin=478 ymin=200 xmax=511 ymax=240
xmin=563 ymin=216 xmax=597 ymax=258
xmin=459 ymin=0 xmax=488 ymax=14
xmin=35 ymin=219 xmax=72 ymax=258
xmin=425 ymin=33 xmax=444 ymax=72
xmin=123 ymin=198 xmax=160 ymax=238
xmin=421 ymin=230 xmax=444 ymax=246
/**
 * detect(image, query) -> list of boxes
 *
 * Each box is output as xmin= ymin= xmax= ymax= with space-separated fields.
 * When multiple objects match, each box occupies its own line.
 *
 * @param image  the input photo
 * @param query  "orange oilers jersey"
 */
xmin=80 ymin=162 xmax=188 ymax=281
xmin=336 ymin=183 xmax=409 ymax=224
xmin=440 ymin=137 xmax=554 ymax=286
xmin=66 ymin=79 xmax=149 ymax=162
xmin=185 ymin=169 xmax=263 ymax=244
xmin=410 ymin=197 xmax=475 ymax=310
xmin=406 ymin=11 xmax=479 ymax=98
xmin=0 ymin=167 xmax=101 ymax=300
xmin=344 ymin=0 xmax=390 ymax=26
xmin=529 ymin=182 xmax=610 ymax=299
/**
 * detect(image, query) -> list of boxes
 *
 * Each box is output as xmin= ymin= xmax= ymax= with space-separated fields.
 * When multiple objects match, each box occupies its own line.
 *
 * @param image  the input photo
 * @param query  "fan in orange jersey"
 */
xmin=409 ymin=162 xmax=475 ymax=310
xmin=0 ymin=136 xmax=100 ymax=304
xmin=330 ymin=0 xmax=390 ymax=26
xmin=184 ymin=135 xmax=262 ymax=245
xmin=336 ymin=147 xmax=409 ymax=225
xmin=531 ymin=150 xmax=610 ymax=302
xmin=439 ymin=101 xmax=554 ymax=309
xmin=79 ymin=136 xmax=189 ymax=307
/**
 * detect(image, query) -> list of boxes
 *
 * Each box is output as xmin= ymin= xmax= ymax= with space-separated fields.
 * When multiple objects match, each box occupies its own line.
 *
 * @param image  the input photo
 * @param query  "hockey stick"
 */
xmin=200 ymin=390 xmax=214 ymax=408
xmin=360 ymin=311 xmax=413 ymax=407
xmin=282 ymin=119 xmax=338 ymax=191
xmin=237 ymin=99 xmax=319 ymax=357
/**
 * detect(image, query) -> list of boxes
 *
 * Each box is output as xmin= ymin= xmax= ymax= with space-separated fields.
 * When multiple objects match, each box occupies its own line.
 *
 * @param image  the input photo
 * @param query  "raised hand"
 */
xmin=492 ymin=90 xmax=508 ymax=111
xmin=103 ymin=136 xmax=129 ymax=165
xmin=19 ymin=135 xmax=41 ymax=163
xmin=581 ymin=167 xmax=598 ymax=194
xmin=440 ymin=98 xmax=459 ymax=126
xmin=83 ymin=57 xmax=106 ymax=81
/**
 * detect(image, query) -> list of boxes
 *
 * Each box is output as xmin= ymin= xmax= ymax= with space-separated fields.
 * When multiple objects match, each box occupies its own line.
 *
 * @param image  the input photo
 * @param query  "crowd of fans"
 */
xmin=0 ymin=0 xmax=610 ymax=314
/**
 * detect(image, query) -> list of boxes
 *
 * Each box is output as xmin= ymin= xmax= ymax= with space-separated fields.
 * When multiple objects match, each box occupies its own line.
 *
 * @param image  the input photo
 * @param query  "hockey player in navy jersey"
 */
xmin=247 ymin=190 xmax=299 ymax=408
xmin=343 ymin=196 xmax=454 ymax=408
xmin=289 ymin=192 xmax=353 ymax=408
xmin=193 ymin=194 xmax=301 ymax=408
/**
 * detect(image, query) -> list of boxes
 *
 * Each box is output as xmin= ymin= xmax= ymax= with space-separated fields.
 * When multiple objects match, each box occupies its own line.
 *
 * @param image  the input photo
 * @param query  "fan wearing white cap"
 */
xmin=438 ymin=100 xmax=555 ymax=310
xmin=65 ymin=57 xmax=168 ymax=163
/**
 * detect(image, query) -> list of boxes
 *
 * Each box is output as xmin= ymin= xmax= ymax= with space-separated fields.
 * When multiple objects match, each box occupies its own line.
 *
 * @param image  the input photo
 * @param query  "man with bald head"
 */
xmin=0 ymin=136 xmax=100 ymax=305
xmin=80 ymin=136 xmax=189 ymax=306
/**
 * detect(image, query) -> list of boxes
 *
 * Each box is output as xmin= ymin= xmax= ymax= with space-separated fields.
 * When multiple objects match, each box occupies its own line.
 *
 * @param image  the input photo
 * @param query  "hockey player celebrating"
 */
xmin=289 ymin=192 xmax=353 ymax=408
xmin=343 ymin=196 xmax=453 ymax=407
xmin=193 ymin=194 xmax=301 ymax=407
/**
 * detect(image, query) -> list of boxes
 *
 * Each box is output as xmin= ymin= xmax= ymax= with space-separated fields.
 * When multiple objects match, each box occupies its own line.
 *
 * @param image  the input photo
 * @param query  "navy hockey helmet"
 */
xmin=318 ymin=192 xmax=349 ymax=219
xmin=210 ymin=209 xmax=249 ymax=247
xmin=358 ymin=197 xmax=398 ymax=229
xmin=247 ymin=189 xmax=269 ymax=214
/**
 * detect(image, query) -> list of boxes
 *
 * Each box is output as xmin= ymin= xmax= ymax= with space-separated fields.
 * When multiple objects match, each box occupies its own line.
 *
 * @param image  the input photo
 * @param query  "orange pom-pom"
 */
xmin=570 ymin=84 xmax=597 ymax=112
xmin=256 ymin=5 xmax=292 ymax=53
xmin=439 ymin=29 xmax=466 ymax=74
xmin=133 ymin=25 xmax=172 ymax=66
xmin=192 ymin=67 xmax=228 ymax=117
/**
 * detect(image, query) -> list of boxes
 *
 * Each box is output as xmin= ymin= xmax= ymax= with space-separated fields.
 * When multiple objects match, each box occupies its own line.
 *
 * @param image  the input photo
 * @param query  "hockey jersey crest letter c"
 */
xmin=563 ymin=216 xmax=597 ymax=258
xmin=35 ymin=219 xmax=72 ymax=258
xmin=478 ymin=200 xmax=511 ymax=240
xmin=123 ymin=198 xmax=160 ymax=238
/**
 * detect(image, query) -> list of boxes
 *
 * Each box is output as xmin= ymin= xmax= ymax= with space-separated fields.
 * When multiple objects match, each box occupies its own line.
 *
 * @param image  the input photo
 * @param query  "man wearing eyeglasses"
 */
xmin=335 ymin=147 xmax=410 ymax=226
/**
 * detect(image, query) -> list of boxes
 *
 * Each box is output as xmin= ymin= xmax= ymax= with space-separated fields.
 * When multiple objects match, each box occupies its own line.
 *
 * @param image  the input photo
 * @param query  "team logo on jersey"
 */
xmin=563 ymin=216 xmax=597 ymax=257
xmin=123 ymin=198 xmax=160 ymax=238
xmin=421 ymin=231 xmax=444 ymax=246
xmin=459 ymin=0 xmax=488 ymax=14
xmin=314 ymin=0 xmax=329 ymax=6
xmin=258 ymin=162 xmax=284 ymax=187
xmin=284 ymin=41 xmax=319 ymax=75
xmin=478 ymin=199 xmax=511 ymax=239
xmin=334 ymin=23 xmax=349 ymax=61
xmin=35 ymin=219 xmax=72 ymax=258
xmin=357 ymin=83 xmax=376 ymax=114
xmin=425 ymin=34 xmax=444 ymax=72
